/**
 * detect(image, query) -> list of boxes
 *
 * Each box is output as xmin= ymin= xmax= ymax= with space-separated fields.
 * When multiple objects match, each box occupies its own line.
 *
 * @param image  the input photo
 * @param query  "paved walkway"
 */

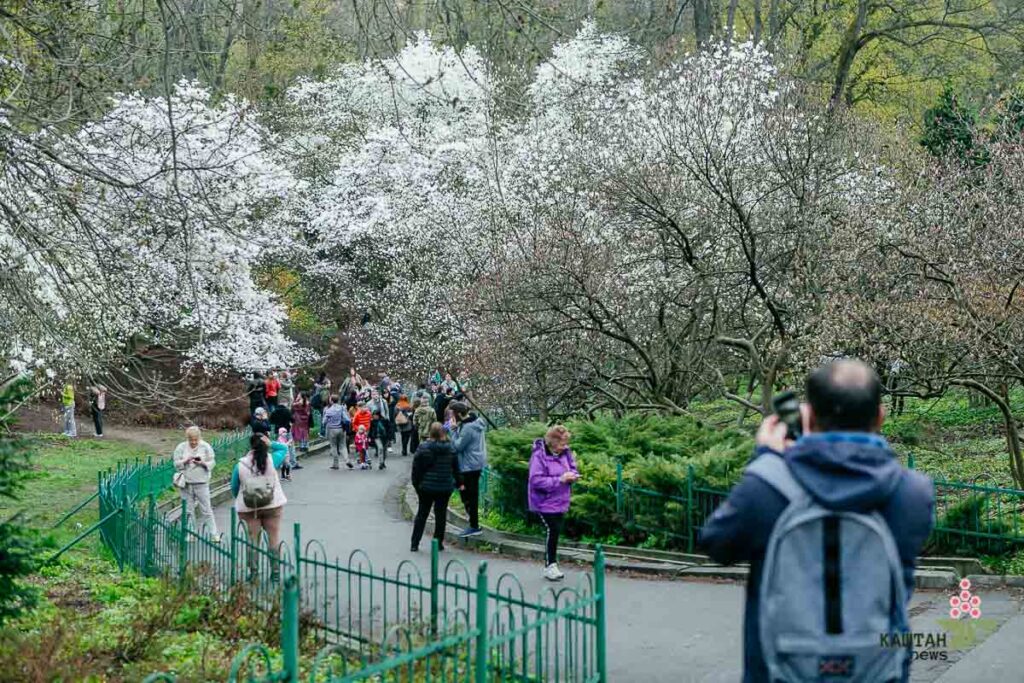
xmin=213 ymin=449 xmax=1023 ymax=682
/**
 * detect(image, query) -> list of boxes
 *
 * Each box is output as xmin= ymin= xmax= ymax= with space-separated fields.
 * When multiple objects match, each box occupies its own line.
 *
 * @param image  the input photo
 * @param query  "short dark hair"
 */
xmin=449 ymin=401 xmax=469 ymax=418
xmin=805 ymin=360 xmax=883 ymax=432
xmin=329 ymin=394 xmax=338 ymax=404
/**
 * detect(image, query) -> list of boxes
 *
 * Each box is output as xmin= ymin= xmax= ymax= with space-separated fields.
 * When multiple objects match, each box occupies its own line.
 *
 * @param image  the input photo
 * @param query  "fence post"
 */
xmin=595 ymin=545 xmax=608 ymax=682
xmin=229 ymin=507 xmax=238 ymax=587
xmin=686 ymin=464 xmax=695 ymax=554
xmin=144 ymin=494 xmax=157 ymax=577
xmin=615 ymin=462 xmax=623 ymax=517
xmin=474 ymin=562 xmax=489 ymax=683
xmin=293 ymin=522 xmax=301 ymax=591
xmin=119 ymin=480 xmax=129 ymax=566
xmin=430 ymin=539 xmax=440 ymax=636
xmin=908 ymin=452 xmax=915 ymax=470
xmin=281 ymin=575 xmax=300 ymax=682
xmin=178 ymin=498 xmax=188 ymax=585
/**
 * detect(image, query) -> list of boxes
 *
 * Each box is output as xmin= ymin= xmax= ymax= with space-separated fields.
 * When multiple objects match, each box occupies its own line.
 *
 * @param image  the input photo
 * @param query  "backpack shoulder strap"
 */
xmin=746 ymin=453 xmax=808 ymax=503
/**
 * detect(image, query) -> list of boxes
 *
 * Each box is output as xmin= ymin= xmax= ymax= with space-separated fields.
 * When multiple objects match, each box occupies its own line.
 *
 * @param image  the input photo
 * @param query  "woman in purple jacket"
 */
xmin=527 ymin=425 xmax=580 ymax=581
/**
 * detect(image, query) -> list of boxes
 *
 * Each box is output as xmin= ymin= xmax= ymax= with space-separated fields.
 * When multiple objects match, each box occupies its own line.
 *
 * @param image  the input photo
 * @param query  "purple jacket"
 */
xmin=527 ymin=438 xmax=578 ymax=514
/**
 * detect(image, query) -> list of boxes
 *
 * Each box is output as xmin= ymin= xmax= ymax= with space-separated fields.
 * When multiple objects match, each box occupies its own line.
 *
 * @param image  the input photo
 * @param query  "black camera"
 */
xmin=772 ymin=390 xmax=802 ymax=441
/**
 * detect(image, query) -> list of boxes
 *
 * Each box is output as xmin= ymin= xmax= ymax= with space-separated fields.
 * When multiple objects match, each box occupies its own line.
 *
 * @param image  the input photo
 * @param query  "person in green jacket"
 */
xmin=61 ymin=383 xmax=76 ymax=437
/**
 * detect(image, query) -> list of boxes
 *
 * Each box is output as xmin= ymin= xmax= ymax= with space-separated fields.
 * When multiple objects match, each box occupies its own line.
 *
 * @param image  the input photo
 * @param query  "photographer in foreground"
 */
xmin=700 ymin=359 xmax=934 ymax=683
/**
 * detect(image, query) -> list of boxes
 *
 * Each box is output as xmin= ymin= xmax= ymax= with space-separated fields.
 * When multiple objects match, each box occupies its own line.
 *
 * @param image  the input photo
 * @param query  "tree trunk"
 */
xmin=726 ymin=0 xmax=739 ymax=43
xmin=829 ymin=0 xmax=870 ymax=110
xmin=694 ymin=0 xmax=721 ymax=47
xmin=752 ymin=0 xmax=763 ymax=44
xmin=954 ymin=380 xmax=1024 ymax=488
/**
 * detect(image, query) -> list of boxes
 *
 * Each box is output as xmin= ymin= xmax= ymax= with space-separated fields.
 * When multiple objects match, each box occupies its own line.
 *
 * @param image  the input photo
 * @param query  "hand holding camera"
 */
xmin=756 ymin=390 xmax=805 ymax=453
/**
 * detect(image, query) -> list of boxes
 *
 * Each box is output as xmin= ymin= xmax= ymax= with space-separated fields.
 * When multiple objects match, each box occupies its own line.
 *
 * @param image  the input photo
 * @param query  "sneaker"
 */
xmin=410 ymin=545 xmax=419 ymax=552
xmin=211 ymin=533 xmax=223 ymax=544
xmin=346 ymin=462 xmax=354 ymax=470
xmin=458 ymin=528 xmax=483 ymax=539
xmin=360 ymin=463 xmax=370 ymax=470
xmin=379 ymin=462 xmax=386 ymax=470
xmin=282 ymin=473 xmax=292 ymax=481
xmin=330 ymin=465 xmax=340 ymax=470
xmin=544 ymin=563 xmax=565 ymax=582
xmin=293 ymin=463 xmax=304 ymax=470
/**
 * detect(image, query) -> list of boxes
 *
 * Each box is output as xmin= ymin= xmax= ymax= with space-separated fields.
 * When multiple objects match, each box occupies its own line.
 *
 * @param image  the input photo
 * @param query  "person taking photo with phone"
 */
xmin=172 ymin=426 xmax=220 ymax=542
xmin=527 ymin=425 xmax=579 ymax=581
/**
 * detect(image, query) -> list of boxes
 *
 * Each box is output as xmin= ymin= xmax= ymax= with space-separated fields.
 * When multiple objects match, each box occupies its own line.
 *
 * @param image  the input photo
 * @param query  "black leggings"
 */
xmin=539 ymin=513 xmax=564 ymax=566
xmin=400 ymin=429 xmax=413 ymax=455
xmin=411 ymin=489 xmax=453 ymax=550
xmin=459 ymin=470 xmax=482 ymax=529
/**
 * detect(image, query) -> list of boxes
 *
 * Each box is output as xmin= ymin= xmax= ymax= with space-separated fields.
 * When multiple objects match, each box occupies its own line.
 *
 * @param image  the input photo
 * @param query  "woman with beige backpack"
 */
xmin=230 ymin=433 xmax=288 ymax=582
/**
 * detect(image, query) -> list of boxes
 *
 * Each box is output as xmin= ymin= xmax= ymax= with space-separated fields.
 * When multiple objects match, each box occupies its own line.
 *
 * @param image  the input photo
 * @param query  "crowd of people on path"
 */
xmin=166 ymin=366 xmax=502 ymax=583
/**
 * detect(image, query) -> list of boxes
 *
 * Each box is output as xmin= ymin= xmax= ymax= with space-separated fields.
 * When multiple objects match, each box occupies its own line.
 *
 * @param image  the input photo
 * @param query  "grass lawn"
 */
xmin=3 ymin=435 xmax=153 ymax=556
xmin=0 ymin=432 xmax=291 ymax=681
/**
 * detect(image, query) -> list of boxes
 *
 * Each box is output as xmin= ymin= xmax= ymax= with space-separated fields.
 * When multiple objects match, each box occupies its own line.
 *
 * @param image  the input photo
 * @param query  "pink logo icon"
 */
xmin=949 ymin=578 xmax=982 ymax=619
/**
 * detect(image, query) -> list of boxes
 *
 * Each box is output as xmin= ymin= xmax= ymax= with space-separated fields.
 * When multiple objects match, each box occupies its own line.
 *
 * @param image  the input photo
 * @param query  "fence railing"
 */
xmin=96 ymin=456 xmax=606 ymax=682
xmin=481 ymin=453 xmax=1024 ymax=556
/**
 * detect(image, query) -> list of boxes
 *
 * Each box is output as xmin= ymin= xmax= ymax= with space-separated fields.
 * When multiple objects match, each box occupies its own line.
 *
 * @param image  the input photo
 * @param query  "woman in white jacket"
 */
xmin=173 ymin=426 xmax=220 ymax=541
xmin=231 ymin=433 xmax=288 ymax=582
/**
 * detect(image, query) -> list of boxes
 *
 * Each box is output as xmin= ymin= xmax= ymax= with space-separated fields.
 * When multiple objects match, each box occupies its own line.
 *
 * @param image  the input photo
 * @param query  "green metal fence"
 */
xmin=96 ymin=456 xmax=606 ymax=682
xmin=480 ymin=453 xmax=1024 ymax=556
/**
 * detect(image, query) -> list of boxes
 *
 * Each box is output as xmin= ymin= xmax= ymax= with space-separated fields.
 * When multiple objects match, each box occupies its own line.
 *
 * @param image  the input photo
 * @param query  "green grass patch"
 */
xmin=1 ymin=435 xmax=151 ymax=554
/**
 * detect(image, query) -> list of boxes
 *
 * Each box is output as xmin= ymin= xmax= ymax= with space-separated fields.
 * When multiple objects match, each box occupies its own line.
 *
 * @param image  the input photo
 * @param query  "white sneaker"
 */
xmin=543 ymin=563 xmax=565 ymax=581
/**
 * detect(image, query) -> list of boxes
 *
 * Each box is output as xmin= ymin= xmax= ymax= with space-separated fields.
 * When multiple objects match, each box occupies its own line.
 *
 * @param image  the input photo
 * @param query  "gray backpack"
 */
xmin=241 ymin=461 xmax=275 ymax=509
xmin=748 ymin=454 xmax=909 ymax=683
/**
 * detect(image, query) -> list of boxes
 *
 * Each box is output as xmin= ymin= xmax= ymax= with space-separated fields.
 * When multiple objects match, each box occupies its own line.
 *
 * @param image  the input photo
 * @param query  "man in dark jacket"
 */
xmin=249 ymin=407 xmax=272 ymax=436
xmin=699 ymin=360 xmax=934 ymax=683
xmin=434 ymin=387 xmax=453 ymax=422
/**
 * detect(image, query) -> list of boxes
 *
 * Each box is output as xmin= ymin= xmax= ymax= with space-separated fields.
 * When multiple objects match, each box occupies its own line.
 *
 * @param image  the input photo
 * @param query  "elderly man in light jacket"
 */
xmin=173 ymin=426 xmax=220 ymax=541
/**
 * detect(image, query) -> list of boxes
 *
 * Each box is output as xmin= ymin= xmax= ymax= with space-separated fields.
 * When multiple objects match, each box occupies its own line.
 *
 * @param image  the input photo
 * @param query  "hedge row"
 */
xmin=485 ymin=413 xmax=753 ymax=546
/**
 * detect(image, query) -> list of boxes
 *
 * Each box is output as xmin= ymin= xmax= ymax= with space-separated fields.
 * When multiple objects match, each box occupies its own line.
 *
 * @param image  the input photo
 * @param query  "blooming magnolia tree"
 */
xmin=1 ymin=81 xmax=311 ymax=399
xmin=282 ymin=26 xmax=890 ymax=417
xmin=282 ymin=33 xmax=495 ymax=376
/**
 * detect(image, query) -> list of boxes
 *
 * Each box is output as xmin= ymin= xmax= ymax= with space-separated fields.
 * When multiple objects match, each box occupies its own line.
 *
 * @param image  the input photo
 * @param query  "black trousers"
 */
xmin=411 ymin=489 xmax=453 ymax=550
xmin=410 ymin=429 xmax=420 ymax=454
xmin=459 ymin=470 xmax=482 ymax=529
xmin=539 ymin=512 xmax=565 ymax=566
xmin=400 ymin=429 xmax=413 ymax=455
xmin=92 ymin=407 xmax=104 ymax=436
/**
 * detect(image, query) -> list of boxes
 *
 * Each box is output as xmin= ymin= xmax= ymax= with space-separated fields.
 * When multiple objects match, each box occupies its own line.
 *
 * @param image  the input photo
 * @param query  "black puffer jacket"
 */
xmin=412 ymin=440 xmax=463 ymax=493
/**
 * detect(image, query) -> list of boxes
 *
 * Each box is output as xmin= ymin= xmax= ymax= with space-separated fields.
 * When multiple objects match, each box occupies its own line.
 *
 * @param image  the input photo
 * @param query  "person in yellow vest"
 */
xmin=61 ymin=383 xmax=76 ymax=437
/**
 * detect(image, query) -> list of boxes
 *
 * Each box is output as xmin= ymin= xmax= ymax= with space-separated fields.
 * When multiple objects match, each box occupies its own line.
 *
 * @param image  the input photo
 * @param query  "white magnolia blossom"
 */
xmin=1 ymin=81 xmax=312 ymax=377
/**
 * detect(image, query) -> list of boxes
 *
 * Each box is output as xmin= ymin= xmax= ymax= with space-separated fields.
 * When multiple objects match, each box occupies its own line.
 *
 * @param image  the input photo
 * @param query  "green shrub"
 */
xmin=485 ymin=413 xmax=753 ymax=547
xmin=927 ymin=495 xmax=1018 ymax=556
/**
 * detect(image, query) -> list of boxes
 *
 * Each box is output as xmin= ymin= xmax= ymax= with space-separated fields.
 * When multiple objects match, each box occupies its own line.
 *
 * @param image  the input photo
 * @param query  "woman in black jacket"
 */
xmin=410 ymin=422 xmax=463 ymax=552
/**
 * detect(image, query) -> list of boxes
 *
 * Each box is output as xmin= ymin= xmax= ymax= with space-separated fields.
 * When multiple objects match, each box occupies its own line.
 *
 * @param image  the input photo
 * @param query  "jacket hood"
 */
xmin=786 ymin=433 xmax=902 ymax=511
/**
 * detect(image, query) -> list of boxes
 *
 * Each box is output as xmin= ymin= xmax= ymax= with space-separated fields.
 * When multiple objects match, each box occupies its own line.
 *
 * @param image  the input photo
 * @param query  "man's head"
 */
xmin=329 ymin=394 xmax=338 ymax=405
xmin=805 ymin=359 xmax=884 ymax=433
xmin=449 ymin=401 xmax=470 ymax=422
